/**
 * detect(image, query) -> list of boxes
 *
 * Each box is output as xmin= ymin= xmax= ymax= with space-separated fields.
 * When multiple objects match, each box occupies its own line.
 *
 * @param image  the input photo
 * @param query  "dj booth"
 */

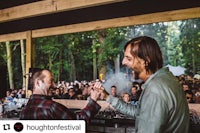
xmin=1 ymin=99 xmax=200 ymax=133
xmin=53 ymin=99 xmax=136 ymax=133
xmin=54 ymin=99 xmax=200 ymax=133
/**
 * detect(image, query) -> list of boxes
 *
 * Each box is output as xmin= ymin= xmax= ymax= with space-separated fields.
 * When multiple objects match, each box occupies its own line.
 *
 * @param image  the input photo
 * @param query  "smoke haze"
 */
xmin=102 ymin=72 xmax=132 ymax=95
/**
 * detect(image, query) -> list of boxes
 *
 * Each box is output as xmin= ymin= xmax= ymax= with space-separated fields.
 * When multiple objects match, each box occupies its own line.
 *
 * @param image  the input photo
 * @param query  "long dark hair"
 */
xmin=124 ymin=36 xmax=163 ymax=73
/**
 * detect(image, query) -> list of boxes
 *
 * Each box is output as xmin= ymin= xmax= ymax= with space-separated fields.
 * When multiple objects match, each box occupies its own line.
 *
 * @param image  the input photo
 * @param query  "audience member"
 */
xmin=53 ymin=88 xmax=62 ymax=99
xmin=182 ymin=83 xmax=190 ymax=91
xmin=130 ymin=82 xmax=141 ymax=105
xmin=194 ymin=85 xmax=200 ymax=103
xmin=122 ymin=92 xmax=131 ymax=103
xmin=81 ymin=84 xmax=90 ymax=100
xmin=5 ymin=90 xmax=14 ymax=103
xmin=67 ymin=88 xmax=77 ymax=99
xmin=61 ymin=87 xmax=69 ymax=99
xmin=184 ymin=90 xmax=195 ymax=103
xmin=110 ymin=85 xmax=118 ymax=97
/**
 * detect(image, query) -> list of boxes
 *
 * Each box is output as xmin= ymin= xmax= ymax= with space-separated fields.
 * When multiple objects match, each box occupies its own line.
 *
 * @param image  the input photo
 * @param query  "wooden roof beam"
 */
xmin=32 ymin=7 xmax=200 ymax=38
xmin=0 ymin=7 xmax=199 ymax=43
xmin=0 ymin=0 xmax=126 ymax=23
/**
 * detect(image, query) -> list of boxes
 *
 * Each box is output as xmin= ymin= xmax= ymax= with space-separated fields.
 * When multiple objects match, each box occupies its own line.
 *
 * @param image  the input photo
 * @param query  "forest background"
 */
xmin=0 ymin=18 xmax=199 ymax=90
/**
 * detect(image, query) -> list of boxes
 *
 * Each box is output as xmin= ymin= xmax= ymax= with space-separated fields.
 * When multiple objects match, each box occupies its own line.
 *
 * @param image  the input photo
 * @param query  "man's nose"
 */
xmin=122 ymin=58 xmax=126 ymax=65
xmin=51 ymin=82 xmax=56 ymax=88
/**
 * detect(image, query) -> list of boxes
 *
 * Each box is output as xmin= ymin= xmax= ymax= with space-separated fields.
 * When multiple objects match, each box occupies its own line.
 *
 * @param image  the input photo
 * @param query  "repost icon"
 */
xmin=3 ymin=124 xmax=11 ymax=130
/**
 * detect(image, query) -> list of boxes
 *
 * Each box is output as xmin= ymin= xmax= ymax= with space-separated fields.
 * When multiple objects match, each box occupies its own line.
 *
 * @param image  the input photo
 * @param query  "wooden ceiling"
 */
xmin=0 ymin=0 xmax=200 ymax=42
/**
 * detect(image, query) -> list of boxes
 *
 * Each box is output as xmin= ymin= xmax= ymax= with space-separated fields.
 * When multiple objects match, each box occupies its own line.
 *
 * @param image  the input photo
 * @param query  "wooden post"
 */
xmin=25 ymin=31 xmax=32 ymax=98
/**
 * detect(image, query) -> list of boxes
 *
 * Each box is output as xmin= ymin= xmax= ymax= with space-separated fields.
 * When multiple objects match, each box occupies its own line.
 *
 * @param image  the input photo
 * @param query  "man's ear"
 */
xmin=145 ymin=56 xmax=151 ymax=67
xmin=35 ymin=78 xmax=42 ymax=87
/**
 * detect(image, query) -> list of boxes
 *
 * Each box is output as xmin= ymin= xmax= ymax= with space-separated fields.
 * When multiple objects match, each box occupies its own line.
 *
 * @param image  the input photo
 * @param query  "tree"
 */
xmin=20 ymin=40 xmax=26 ymax=89
xmin=6 ymin=41 xmax=14 ymax=89
xmin=34 ymin=36 xmax=61 ymax=81
xmin=180 ymin=18 xmax=200 ymax=74
xmin=95 ymin=28 xmax=127 ymax=80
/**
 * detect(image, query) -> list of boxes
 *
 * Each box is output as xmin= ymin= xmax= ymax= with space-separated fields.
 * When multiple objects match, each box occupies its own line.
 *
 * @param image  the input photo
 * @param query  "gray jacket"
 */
xmin=107 ymin=67 xmax=189 ymax=133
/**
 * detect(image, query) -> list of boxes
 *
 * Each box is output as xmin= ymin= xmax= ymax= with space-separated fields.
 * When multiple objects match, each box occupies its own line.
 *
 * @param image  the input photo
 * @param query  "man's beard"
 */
xmin=134 ymin=71 xmax=139 ymax=80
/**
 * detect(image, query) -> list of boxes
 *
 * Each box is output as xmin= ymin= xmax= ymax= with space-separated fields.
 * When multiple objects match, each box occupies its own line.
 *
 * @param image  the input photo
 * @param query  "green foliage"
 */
xmin=97 ymin=28 xmax=127 ymax=68
xmin=34 ymin=32 xmax=96 ymax=81
xmin=179 ymin=18 xmax=200 ymax=74
xmin=1 ymin=19 xmax=200 ymax=88
xmin=0 ymin=42 xmax=7 ymax=65
xmin=0 ymin=41 xmax=23 ymax=89
xmin=35 ymin=36 xmax=61 ymax=67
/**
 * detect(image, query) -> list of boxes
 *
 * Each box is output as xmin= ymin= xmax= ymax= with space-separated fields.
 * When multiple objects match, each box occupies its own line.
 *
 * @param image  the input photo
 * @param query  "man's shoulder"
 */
xmin=50 ymin=99 xmax=69 ymax=110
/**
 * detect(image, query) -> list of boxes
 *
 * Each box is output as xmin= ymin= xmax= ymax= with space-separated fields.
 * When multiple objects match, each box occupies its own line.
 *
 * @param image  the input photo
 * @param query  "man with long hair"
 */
xmin=95 ymin=36 xmax=189 ymax=132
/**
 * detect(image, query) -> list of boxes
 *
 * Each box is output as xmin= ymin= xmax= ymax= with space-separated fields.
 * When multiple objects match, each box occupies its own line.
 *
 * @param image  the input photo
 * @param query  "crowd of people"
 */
xmin=1 ymin=73 xmax=200 ymax=107
xmin=46 ymin=73 xmax=200 ymax=105
xmin=179 ymin=74 xmax=200 ymax=104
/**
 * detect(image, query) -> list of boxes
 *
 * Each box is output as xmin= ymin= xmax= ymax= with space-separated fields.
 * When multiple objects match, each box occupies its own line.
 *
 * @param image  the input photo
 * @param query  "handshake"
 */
xmin=90 ymin=82 xmax=110 ymax=101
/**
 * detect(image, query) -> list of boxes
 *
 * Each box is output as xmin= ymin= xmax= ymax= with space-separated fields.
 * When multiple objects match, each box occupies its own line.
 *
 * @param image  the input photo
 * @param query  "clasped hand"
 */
xmin=93 ymin=81 xmax=109 ymax=100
